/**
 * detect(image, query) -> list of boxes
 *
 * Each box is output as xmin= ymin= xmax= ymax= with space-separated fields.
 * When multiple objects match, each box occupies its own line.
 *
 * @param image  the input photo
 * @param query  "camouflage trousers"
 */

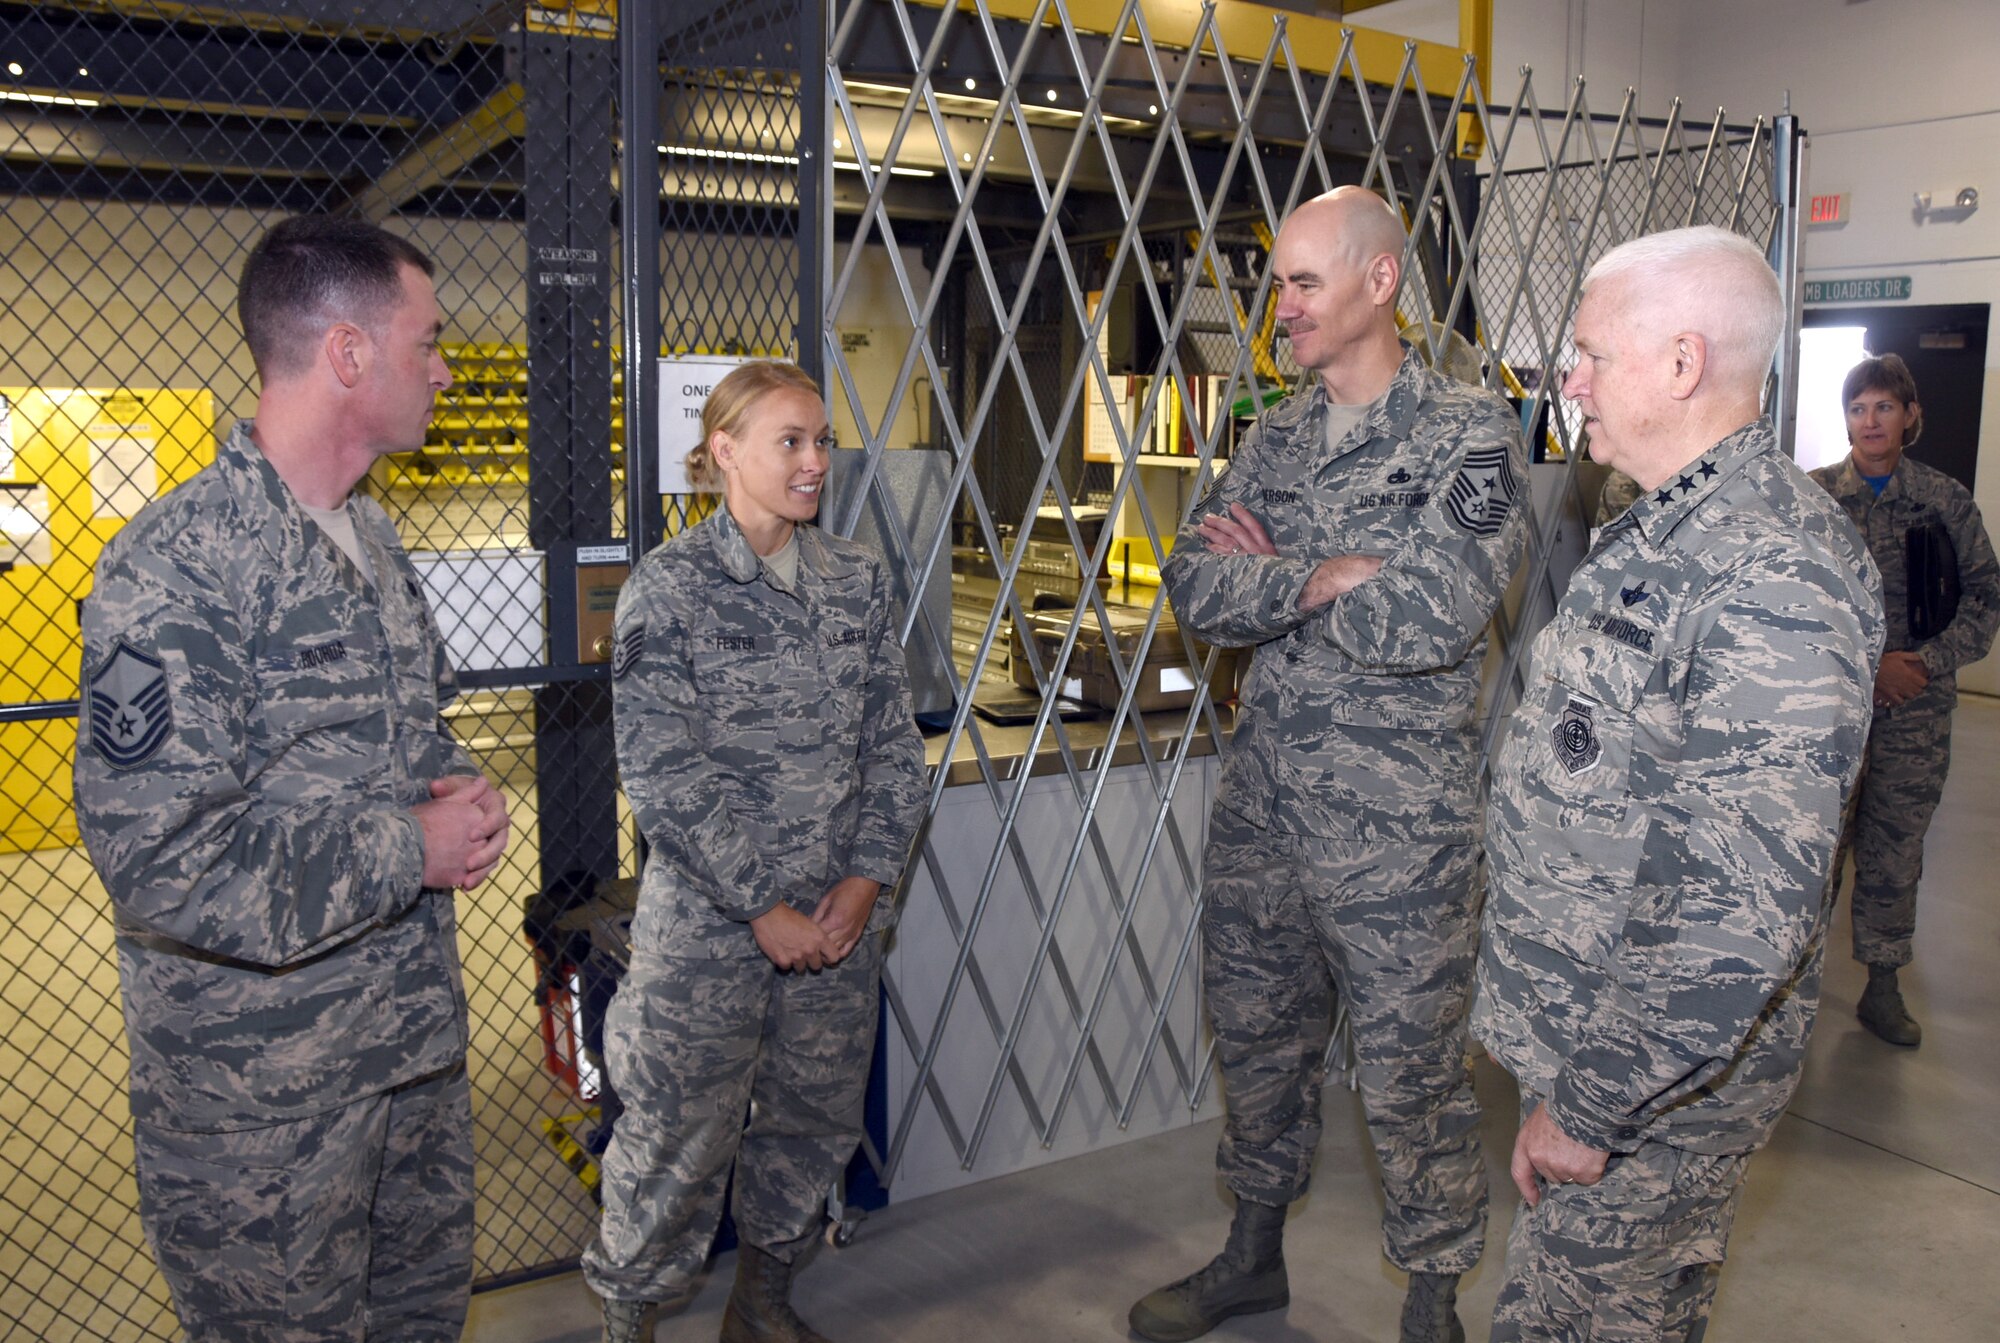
xmin=1200 ymin=805 xmax=1487 ymax=1273
xmin=1491 ymin=1104 xmax=1748 ymax=1343
xmin=131 ymin=1066 xmax=473 ymax=1343
xmin=583 ymin=933 xmax=882 ymax=1304
xmin=1841 ymin=699 xmax=1953 ymax=968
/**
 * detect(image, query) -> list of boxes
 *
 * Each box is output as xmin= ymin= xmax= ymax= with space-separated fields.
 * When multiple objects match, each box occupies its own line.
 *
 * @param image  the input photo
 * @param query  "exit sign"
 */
xmin=1808 ymin=192 xmax=1849 ymax=225
xmin=1804 ymin=276 xmax=1913 ymax=304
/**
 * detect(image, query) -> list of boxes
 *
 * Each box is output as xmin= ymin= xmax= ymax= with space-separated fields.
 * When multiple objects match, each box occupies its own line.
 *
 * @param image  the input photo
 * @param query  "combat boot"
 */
xmin=1128 ymin=1198 xmax=1289 ymax=1342
xmin=719 ymin=1241 xmax=833 ymax=1343
xmin=1399 ymin=1271 xmax=1466 ymax=1343
xmin=1857 ymin=965 xmax=1922 ymax=1047
xmin=600 ymin=1297 xmax=661 ymax=1343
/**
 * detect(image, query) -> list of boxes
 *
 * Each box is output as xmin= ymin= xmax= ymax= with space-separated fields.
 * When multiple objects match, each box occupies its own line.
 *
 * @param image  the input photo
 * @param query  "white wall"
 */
xmin=1348 ymin=0 xmax=1688 ymax=122
xmin=1355 ymin=0 xmax=2000 ymax=695
xmin=1673 ymin=0 xmax=2000 ymax=696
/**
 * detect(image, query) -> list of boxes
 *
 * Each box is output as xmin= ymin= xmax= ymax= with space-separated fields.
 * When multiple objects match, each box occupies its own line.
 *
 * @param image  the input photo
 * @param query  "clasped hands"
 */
xmin=751 ymin=877 xmax=881 ymax=972
xmin=412 ymin=774 xmax=513 ymax=891
xmin=1873 ymin=650 xmax=1929 ymax=709
xmin=1198 ymin=502 xmax=1385 ymax=611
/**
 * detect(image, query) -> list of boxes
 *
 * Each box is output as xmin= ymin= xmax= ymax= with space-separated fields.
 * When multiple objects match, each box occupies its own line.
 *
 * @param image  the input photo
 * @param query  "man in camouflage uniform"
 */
xmin=582 ymin=363 xmax=925 ymax=1343
xmin=73 ymin=217 xmax=511 ymax=1341
xmin=1477 ymin=226 xmax=1883 ymax=1342
xmin=1135 ymin=187 xmax=1528 ymax=1343
xmin=1810 ymin=353 xmax=2000 ymax=1046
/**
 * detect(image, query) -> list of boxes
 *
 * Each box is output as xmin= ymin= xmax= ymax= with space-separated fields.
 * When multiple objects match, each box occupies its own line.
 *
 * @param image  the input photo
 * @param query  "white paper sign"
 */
xmin=0 ymin=483 xmax=52 ymax=568
xmin=658 ymin=356 xmax=748 ymax=494
xmin=89 ymin=430 xmax=157 ymax=519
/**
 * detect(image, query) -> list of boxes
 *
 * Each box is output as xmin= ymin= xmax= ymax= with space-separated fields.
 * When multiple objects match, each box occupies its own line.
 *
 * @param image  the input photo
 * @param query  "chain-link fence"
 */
xmin=0 ymin=0 xmax=1792 ymax=1335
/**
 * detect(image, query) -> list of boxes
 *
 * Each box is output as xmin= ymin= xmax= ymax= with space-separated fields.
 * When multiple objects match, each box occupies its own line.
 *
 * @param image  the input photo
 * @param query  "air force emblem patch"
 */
xmin=88 ymin=640 xmax=172 ymax=770
xmin=1552 ymin=694 xmax=1602 ymax=776
xmin=1444 ymin=445 xmax=1516 ymax=536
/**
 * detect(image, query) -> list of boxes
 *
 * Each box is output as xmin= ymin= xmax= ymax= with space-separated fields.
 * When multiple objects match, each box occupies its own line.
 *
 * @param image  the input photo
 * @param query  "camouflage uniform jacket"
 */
xmin=1809 ymin=453 xmax=1999 ymax=712
xmin=74 ymin=422 xmax=472 ymax=1132
xmin=611 ymin=508 xmax=926 ymax=958
xmin=1477 ymin=419 xmax=1885 ymax=1156
xmin=1161 ymin=347 xmax=1528 ymax=842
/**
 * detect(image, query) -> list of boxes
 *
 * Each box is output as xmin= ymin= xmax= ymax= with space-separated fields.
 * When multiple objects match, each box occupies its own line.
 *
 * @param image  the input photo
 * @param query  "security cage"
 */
xmin=0 ymin=0 xmax=1795 ymax=1337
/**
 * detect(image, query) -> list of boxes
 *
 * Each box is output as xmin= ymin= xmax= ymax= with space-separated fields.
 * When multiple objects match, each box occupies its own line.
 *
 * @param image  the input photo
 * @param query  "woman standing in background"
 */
xmin=1811 ymin=352 xmax=2000 ymax=1047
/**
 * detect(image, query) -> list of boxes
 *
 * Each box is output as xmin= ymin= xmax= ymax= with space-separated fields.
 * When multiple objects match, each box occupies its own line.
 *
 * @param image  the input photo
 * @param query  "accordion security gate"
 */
xmin=0 ymin=0 xmax=1790 ymax=1336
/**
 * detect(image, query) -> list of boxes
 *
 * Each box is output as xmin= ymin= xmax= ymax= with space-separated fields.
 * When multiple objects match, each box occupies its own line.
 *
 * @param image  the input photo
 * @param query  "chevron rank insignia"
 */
xmin=1444 ymin=444 xmax=1516 ymax=536
xmin=611 ymin=625 xmax=645 ymax=681
xmin=87 ymin=640 xmax=172 ymax=770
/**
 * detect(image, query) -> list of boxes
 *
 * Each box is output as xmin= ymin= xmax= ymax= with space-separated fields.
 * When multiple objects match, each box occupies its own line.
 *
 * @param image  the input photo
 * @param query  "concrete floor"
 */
xmin=464 ymin=698 xmax=2000 ymax=1343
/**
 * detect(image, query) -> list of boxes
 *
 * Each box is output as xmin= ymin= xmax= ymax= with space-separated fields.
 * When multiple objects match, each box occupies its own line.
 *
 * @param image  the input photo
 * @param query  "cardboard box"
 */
xmin=1009 ymin=605 xmax=1237 ymax=711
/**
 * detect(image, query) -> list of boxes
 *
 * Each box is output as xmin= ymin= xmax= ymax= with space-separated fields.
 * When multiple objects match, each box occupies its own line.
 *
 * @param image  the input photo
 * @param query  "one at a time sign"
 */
xmin=658 ymin=356 xmax=748 ymax=494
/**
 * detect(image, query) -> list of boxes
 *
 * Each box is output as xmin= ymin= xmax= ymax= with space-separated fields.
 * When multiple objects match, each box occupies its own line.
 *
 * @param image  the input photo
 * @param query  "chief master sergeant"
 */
xmin=1477 ymin=226 xmax=1882 ymax=1341
xmin=74 ymin=216 xmax=511 ymax=1341
xmin=1136 ymin=186 xmax=1528 ymax=1343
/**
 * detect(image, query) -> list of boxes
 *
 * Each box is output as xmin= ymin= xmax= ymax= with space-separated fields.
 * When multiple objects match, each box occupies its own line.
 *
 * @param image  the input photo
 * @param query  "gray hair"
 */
xmin=1582 ymin=225 xmax=1783 ymax=386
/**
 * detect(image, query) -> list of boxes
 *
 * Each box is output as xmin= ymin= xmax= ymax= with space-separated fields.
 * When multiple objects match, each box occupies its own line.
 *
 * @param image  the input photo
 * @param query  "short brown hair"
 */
xmin=1842 ymin=353 xmax=1923 ymax=447
xmin=239 ymin=216 xmax=434 ymax=379
xmin=684 ymin=361 xmax=823 ymax=492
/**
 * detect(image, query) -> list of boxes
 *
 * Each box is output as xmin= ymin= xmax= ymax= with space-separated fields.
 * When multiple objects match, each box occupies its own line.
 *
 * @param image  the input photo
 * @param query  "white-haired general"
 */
xmin=1474 ymin=226 xmax=1884 ymax=1341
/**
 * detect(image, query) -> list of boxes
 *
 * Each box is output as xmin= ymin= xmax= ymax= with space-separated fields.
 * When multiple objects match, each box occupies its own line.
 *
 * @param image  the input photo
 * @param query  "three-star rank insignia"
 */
xmin=1552 ymin=694 xmax=1602 ymax=776
xmin=611 ymin=624 xmax=645 ymax=681
xmin=87 ymin=639 xmax=172 ymax=770
xmin=1444 ymin=445 xmax=1517 ymax=536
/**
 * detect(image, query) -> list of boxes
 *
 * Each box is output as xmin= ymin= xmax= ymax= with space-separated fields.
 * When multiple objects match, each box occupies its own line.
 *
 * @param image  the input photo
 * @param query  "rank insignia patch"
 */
xmin=88 ymin=640 xmax=172 ymax=770
xmin=1444 ymin=445 xmax=1517 ymax=536
xmin=1553 ymin=695 xmax=1602 ymax=776
xmin=611 ymin=625 xmax=644 ymax=680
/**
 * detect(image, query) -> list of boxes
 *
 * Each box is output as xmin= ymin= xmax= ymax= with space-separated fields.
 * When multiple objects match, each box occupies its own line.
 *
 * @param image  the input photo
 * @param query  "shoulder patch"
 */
xmin=87 ymin=640 xmax=173 ymax=770
xmin=1444 ymin=444 xmax=1517 ymax=536
xmin=1552 ymin=694 xmax=1601 ymax=776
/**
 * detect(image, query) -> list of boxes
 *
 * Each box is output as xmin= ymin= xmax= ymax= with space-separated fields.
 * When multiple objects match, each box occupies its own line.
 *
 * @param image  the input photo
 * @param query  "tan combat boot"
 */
xmin=600 ymin=1296 xmax=661 ymax=1343
xmin=1858 ymin=965 xmax=1922 ymax=1047
xmin=1128 ymin=1198 xmax=1290 ymax=1342
xmin=1400 ymin=1271 xmax=1466 ymax=1343
xmin=719 ymin=1241 xmax=833 ymax=1343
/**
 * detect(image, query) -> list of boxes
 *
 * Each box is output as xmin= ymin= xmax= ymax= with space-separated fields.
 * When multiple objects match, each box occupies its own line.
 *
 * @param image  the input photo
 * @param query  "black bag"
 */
xmin=1905 ymin=522 xmax=1960 ymax=641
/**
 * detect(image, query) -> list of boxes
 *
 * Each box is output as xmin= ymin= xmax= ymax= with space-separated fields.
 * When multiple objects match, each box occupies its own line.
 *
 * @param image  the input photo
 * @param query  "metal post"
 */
xmin=1769 ymin=112 xmax=1808 ymax=459
xmin=621 ymin=0 xmax=664 ymax=557
xmin=524 ymin=18 xmax=621 ymax=890
xmin=797 ymin=0 xmax=827 ymax=381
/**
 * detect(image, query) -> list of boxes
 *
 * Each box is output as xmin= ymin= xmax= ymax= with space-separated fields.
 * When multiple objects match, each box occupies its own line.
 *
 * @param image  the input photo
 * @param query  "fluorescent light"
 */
xmin=659 ymin=144 xmax=799 ymax=165
xmin=832 ymin=159 xmax=932 ymax=177
xmin=657 ymin=143 xmax=934 ymax=178
xmin=1 ymin=89 xmax=100 ymax=108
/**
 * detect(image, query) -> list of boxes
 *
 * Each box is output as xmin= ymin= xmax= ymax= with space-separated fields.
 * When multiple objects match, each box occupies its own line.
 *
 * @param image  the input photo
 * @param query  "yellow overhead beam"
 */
xmin=920 ymin=0 xmax=1471 ymax=104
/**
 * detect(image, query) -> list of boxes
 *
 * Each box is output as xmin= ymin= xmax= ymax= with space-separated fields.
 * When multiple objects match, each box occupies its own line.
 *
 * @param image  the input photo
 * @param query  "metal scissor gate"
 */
xmin=802 ymin=0 xmax=1790 ymax=1195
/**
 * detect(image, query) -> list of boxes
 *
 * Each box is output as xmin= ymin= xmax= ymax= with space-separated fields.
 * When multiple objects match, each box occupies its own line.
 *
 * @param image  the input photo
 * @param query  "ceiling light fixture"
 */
xmin=0 ymin=89 xmax=99 ymax=107
xmin=656 ymin=143 xmax=935 ymax=178
xmin=659 ymin=144 xmax=798 ymax=166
